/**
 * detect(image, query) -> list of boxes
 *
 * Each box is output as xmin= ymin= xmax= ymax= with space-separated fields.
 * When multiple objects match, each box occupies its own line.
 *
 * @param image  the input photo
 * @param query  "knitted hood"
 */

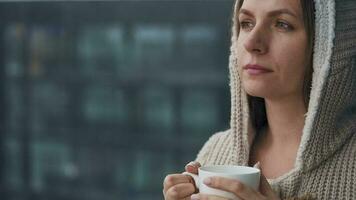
xmin=227 ymin=0 xmax=356 ymax=182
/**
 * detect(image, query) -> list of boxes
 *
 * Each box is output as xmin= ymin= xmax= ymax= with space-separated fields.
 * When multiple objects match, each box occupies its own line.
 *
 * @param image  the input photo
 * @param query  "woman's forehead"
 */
xmin=238 ymin=0 xmax=302 ymax=18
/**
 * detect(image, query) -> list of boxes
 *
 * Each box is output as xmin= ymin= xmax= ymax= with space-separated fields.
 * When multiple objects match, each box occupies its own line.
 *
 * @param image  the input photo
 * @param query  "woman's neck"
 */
xmin=248 ymin=95 xmax=307 ymax=177
xmin=264 ymin=94 xmax=307 ymax=144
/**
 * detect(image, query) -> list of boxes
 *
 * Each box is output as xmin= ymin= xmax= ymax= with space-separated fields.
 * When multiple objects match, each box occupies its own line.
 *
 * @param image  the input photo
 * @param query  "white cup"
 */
xmin=183 ymin=165 xmax=260 ymax=200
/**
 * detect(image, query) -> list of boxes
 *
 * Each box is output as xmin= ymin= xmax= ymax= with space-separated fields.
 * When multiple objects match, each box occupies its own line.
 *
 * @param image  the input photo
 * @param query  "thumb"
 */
xmin=184 ymin=161 xmax=201 ymax=174
xmin=260 ymin=173 xmax=281 ymax=199
xmin=254 ymin=162 xmax=279 ymax=199
xmin=259 ymin=173 xmax=276 ymax=197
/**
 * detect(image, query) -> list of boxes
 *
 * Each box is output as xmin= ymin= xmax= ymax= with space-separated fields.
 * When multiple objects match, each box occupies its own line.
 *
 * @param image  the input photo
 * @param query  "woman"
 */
xmin=163 ymin=0 xmax=356 ymax=199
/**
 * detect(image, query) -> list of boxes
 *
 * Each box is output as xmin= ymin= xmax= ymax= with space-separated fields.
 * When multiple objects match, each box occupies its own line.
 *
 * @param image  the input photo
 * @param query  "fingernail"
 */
xmin=191 ymin=194 xmax=200 ymax=200
xmin=186 ymin=161 xmax=196 ymax=167
xmin=203 ymin=177 xmax=212 ymax=185
xmin=253 ymin=161 xmax=261 ymax=169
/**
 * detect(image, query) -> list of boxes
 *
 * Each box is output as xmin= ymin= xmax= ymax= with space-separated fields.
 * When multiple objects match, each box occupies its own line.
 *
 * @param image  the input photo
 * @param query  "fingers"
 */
xmin=165 ymin=183 xmax=196 ymax=200
xmin=185 ymin=161 xmax=201 ymax=174
xmin=163 ymin=174 xmax=194 ymax=194
xmin=203 ymin=176 xmax=265 ymax=200
xmin=163 ymin=162 xmax=201 ymax=200
xmin=190 ymin=193 xmax=227 ymax=200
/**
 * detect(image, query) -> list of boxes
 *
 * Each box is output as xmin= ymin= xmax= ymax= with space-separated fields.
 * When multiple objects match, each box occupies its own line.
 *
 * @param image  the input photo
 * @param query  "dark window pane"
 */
xmin=0 ymin=1 xmax=233 ymax=200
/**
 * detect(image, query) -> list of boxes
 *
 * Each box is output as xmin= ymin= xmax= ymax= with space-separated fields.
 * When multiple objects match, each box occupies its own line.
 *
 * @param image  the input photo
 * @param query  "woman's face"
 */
xmin=236 ymin=0 xmax=308 ymax=101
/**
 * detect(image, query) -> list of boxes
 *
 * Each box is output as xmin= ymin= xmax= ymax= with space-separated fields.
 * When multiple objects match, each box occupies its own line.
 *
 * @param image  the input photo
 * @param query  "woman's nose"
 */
xmin=243 ymin=25 xmax=268 ymax=54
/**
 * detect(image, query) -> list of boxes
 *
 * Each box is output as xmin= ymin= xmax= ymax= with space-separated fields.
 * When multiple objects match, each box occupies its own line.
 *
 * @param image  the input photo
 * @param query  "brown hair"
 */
xmin=233 ymin=0 xmax=315 ymax=132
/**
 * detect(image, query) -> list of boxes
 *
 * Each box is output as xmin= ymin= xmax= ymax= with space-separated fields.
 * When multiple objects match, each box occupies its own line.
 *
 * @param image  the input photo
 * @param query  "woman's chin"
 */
xmin=241 ymin=76 xmax=275 ymax=97
xmin=243 ymin=84 xmax=272 ymax=98
xmin=245 ymin=90 xmax=268 ymax=98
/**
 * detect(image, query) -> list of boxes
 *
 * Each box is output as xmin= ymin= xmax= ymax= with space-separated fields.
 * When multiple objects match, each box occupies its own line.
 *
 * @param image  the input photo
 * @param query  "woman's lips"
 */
xmin=243 ymin=64 xmax=273 ymax=75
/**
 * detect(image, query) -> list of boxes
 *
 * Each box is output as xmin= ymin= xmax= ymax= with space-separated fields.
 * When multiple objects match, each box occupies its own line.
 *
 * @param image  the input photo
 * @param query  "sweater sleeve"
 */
xmin=194 ymin=130 xmax=229 ymax=166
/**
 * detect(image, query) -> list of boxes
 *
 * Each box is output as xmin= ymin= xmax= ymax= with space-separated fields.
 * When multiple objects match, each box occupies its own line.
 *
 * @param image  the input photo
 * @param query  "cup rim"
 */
xmin=199 ymin=165 xmax=260 ymax=175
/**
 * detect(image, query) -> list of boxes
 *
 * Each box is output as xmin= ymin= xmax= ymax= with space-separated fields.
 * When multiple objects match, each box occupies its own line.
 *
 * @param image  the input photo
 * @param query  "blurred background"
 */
xmin=0 ymin=0 xmax=234 ymax=199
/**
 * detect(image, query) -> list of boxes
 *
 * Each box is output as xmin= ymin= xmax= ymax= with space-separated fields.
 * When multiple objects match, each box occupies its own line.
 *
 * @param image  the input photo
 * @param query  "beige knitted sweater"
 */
xmin=195 ymin=0 xmax=356 ymax=199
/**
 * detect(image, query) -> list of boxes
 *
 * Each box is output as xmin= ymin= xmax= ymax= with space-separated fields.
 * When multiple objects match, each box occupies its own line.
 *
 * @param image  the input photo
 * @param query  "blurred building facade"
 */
xmin=0 ymin=1 xmax=234 ymax=200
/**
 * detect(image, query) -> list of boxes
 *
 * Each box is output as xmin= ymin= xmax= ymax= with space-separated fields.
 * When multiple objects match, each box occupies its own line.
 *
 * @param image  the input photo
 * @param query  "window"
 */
xmin=0 ymin=1 xmax=233 ymax=200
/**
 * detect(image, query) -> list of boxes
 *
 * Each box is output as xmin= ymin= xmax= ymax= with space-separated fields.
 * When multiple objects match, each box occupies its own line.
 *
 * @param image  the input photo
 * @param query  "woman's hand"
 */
xmin=163 ymin=161 xmax=201 ymax=200
xmin=190 ymin=170 xmax=280 ymax=200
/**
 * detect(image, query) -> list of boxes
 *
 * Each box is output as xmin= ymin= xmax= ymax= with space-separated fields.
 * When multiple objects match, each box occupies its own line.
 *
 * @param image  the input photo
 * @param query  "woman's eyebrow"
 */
xmin=268 ymin=8 xmax=299 ymax=19
xmin=238 ymin=9 xmax=254 ymax=17
xmin=239 ymin=8 xmax=299 ymax=19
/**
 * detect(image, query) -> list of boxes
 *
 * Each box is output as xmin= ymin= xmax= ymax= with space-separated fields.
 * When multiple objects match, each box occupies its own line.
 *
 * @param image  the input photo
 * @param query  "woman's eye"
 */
xmin=276 ymin=21 xmax=293 ymax=31
xmin=240 ymin=21 xmax=254 ymax=30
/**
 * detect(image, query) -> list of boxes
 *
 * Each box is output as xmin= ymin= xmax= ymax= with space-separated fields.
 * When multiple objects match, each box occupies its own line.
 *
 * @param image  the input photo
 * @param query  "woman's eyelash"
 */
xmin=239 ymin=20 xmax=294 ymax=31
xmin=240 ymin=21 xmax=254 ymax=29
xmin=276 ymin=21 xmax=294 ymax=30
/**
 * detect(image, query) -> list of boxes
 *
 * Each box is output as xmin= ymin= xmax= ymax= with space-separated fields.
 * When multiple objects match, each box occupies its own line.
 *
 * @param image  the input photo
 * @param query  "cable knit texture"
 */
xmin=195 ymin=0 xmax=356 ymax=199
